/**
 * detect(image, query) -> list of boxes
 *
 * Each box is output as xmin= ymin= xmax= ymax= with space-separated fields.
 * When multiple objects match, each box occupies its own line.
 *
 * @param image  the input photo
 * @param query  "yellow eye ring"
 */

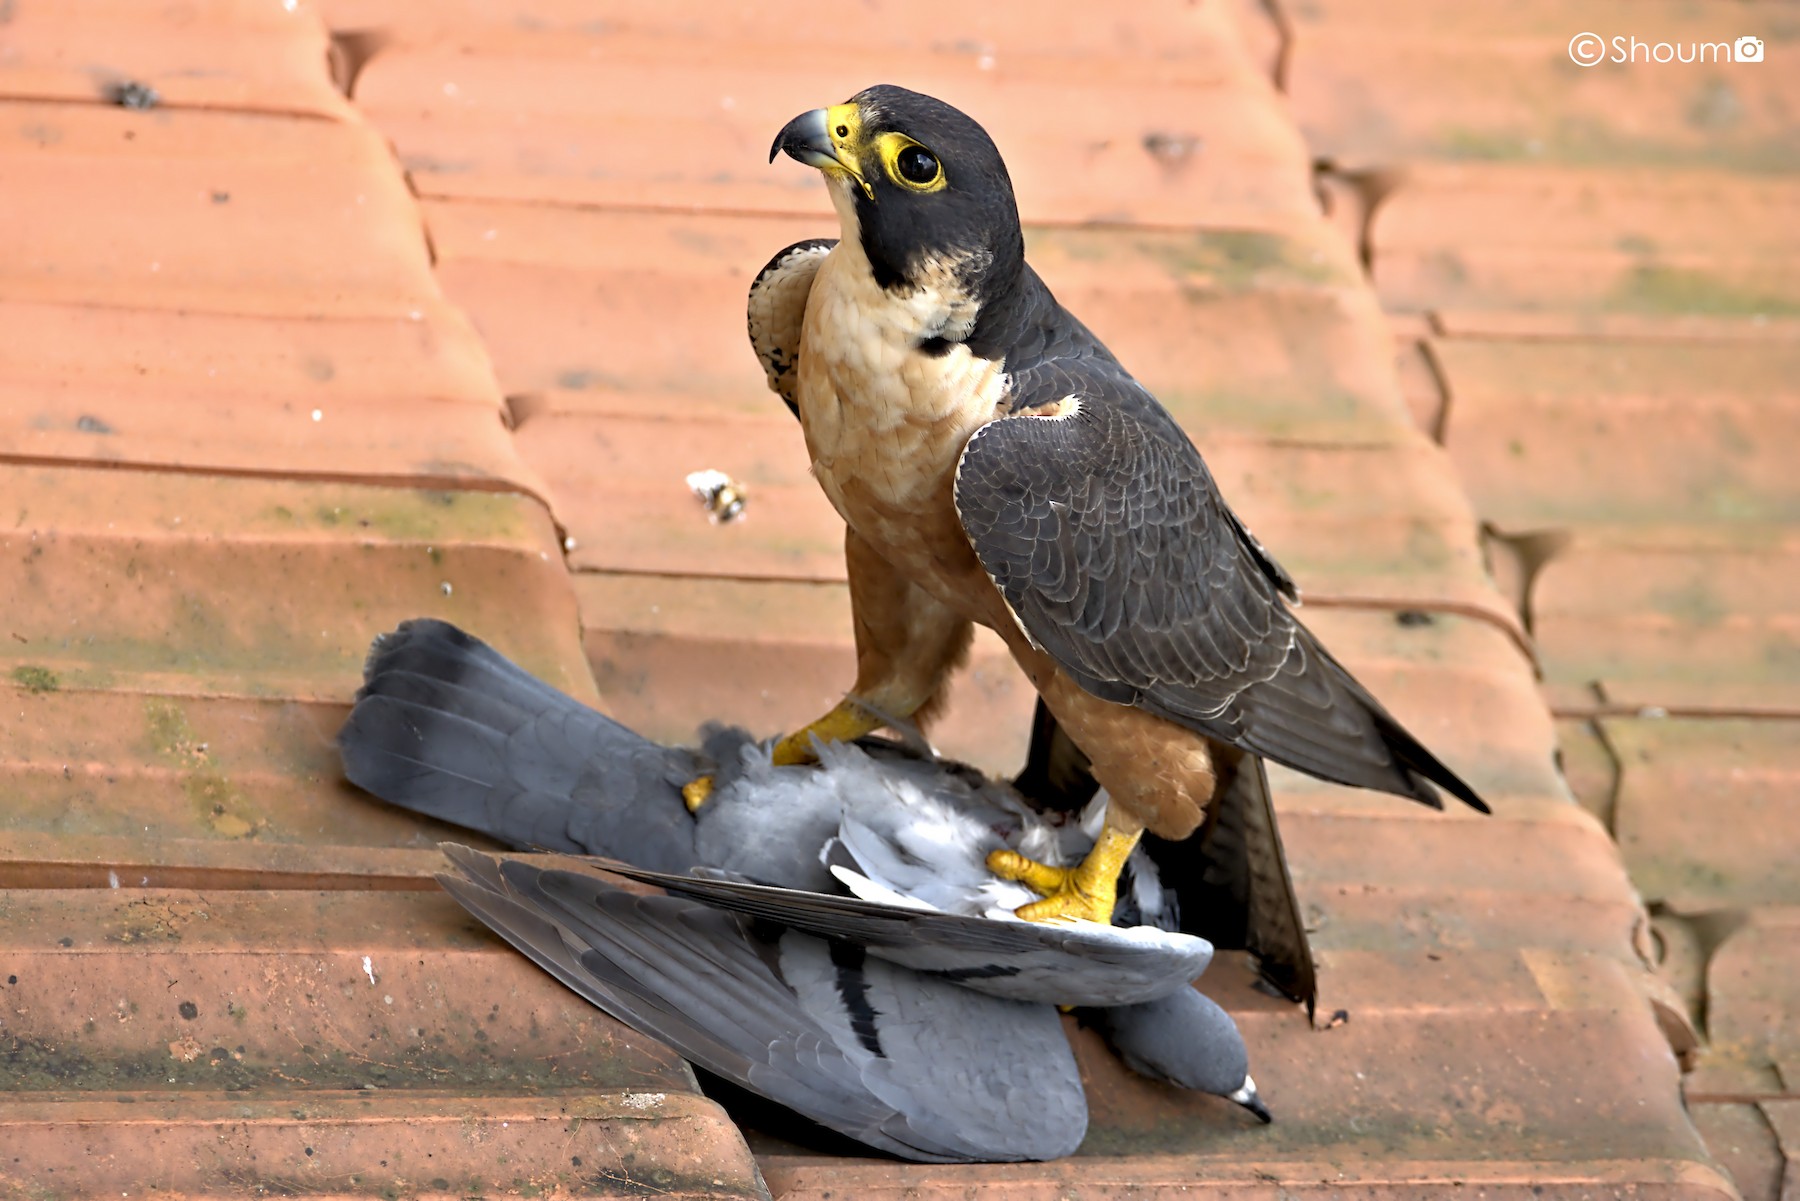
xmin=875 ymin=133 xmax=946 ymax=192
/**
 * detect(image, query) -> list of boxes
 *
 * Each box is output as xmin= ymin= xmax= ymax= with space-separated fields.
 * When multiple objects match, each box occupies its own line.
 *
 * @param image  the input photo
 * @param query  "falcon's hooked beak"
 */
xmin=771 ymin=103 xmax=874 ymax=199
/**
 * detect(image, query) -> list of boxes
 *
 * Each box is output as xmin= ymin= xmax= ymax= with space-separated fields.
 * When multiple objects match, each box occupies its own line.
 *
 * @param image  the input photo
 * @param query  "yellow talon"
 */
xmin=987 ymin=824 xmax=1143 ymax=925
xmin=684 ymin=698 xmax=886 ymax=813
xmin=681 ymin=775 xmax=715 ymax=813
xmin=771 ymin=698 xmax=886 ymax=767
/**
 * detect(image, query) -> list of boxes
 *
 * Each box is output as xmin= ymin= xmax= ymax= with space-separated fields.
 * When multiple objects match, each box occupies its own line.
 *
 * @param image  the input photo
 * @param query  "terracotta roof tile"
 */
xmin=0 ymin=0 xmax=353 ymax=119
xmin=1687 ymin=1103 xmax=1784 ymax=1201
xmin=353 ymin=50 xmax=1314 ymax=226
xmin=0 ymin=299 xmax=499 ymax=412
xmin=1282 ymin=803 xmax=1630 ymax=913
xmin=0 ymin=467 xmax=586 ymax=702
xmin=0 ymin=685 xmax=524 ymax=890
xmin=577 ymin=580 xmax=1548 ymax=804
xmin=1435 ymin=309 xmax=1800 ymax=343
xmin=428 ymin=205 xmax=1419 ymax=437
xmin=527 ymin=403 xmax=1507 ymax=624
xmin=1371 ymin=166 xmax=1800 ymax=318
xmin=1555 ymin=717 xmax=1617 ymax=826
xmin=1 ymin=0 xmax=1735 ymax=1191
xmin=1528 ymin=528 xmax=1800 ymax=716
xmin=323 ymin=0 xmax=1261 ymax=83
xmin=1705 ymin=908 xmax=1800 ymax=1093
xmin=1392 ymin=336 xmax=1446 ymax=437
xmin=1281 ymin=4 xmax=1799 ymax=172
xmin=0 ymin=103 xmax=436 ymax=317
xmin=756 ymin=965 xmax=1729 ymax=1197
xmin=5 ymin=1094 xmax=764 ymax=1200
xmin=1271 ymin=5 xmax=1791 ymax=1193
xmin=1438 ymin=337 xmax=1800 ymax=530
xmin=1606 ymin=719 xmax=1800 ymax=911
xmin=576 ymin=574 xmax=1034 ymax=775
xmin=0 ymin=886 xmax=763 ymax=1197
xmin=0 ymin=299 xmax=534 ymax=488
xmin=1264 ymin=609 xmax=1550 ymax=798
xmin=1760 ymin=1101 xmax=1800 ymax=1196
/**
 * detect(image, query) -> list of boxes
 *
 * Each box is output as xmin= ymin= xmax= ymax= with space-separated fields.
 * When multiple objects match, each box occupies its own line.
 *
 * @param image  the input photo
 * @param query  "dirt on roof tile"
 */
xmin=0 ymin=103 xmax=435 ymax=317
xmin=1433 ymin=309 xmax=1800 ymax=342
xmin=1370 ymin=166 xmax=1800 ymax=319
xmin=6 ymin=1093 xmax=767 ymax=1200
xmin=0 ymin=887 xmax=764 ymax=1197
xmin=1759 ymin=1101 xmax=1800 ymax=1196
xmin=1686 ymin=1103 xmax=1783 ymax=1201
xmin=1605 ymin=719 xmax=1800 ymax=910
xmin=1437 ymin=337 xmax=1800 ymax=528
xmin=0 ymin=0 xmax=353 ymax=119
xmin=1281 ymin=2 xmax=1799 ymax=173
xmin=755 ymin=964 xmax=1728 ymax=1197
xmin=354 ymin=49 xmax=1315 ymax=226
xmin=1706 ymin=908 xmax=1800 ymax=1093
xmin=1555 ymin=716 xmax=1618 ymax=826
xmin=0 ymin=684 xmax=528 ymax=887
xmin=1529 ymin=532 xmax=1800 ymax=716
xmin=0 ymin=467 xmax=586 ymax=703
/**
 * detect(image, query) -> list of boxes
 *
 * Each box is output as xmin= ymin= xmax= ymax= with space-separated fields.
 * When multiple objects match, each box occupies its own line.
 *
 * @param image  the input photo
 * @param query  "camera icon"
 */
xmin=1735 ymin=36 xmax=1764 ymax=62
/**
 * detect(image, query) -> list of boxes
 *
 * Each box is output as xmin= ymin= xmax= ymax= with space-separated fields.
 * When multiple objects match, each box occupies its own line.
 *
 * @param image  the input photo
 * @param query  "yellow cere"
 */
xmin=824 ymin=102 xmax=874 ymax=199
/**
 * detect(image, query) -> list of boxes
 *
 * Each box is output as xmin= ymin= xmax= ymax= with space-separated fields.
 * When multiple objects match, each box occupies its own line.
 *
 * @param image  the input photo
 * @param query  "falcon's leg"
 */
xmin=683 ymin=528 xmax=971 ymax=811
xmin=988 ymin=804 xmax=1145 ymax=924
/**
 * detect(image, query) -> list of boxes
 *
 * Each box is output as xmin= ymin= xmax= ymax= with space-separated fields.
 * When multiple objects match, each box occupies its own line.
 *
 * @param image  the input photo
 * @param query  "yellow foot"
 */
xmin=680 ymin=775 xmax=714 ymax=813
xmin=769 ymin=698 xmax=885 ymax=768
xmin=987 ymin=824 xmax=1143 ymax=925
xmin=682 ymin=698 xmax=885 ymax=814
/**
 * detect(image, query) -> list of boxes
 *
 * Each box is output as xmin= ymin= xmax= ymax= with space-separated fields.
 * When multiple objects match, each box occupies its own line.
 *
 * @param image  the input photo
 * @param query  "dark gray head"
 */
xmin=1087 ymin=988 xmax=1272 ymax=1123
xmin=771 ymin=84 xmax=1024 ymax=306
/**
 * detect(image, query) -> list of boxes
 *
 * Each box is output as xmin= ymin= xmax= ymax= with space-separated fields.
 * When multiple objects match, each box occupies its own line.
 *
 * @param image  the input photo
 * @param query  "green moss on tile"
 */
xmin=1646 ymin=579 xmax=1726 ymax=628
xmin=143 ymin=698 xmax=264 ymax=840
xmin=11 ymin=665 xmax=59 ymax=693
xmin=1613 ymin=264 xmax=1800 ymax=317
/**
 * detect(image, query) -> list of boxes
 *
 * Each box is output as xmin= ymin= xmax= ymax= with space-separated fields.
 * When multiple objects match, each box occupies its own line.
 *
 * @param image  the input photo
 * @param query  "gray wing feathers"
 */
xmin=747 ymin=239 xmax=835 ymax=416
xmin=439 ymin=846 xmax=1084 ymax=1162
xmin=599 ymin=860 xmax=1212 ymax=1007
xmin=339 ymin=620 xmax=702 ymax=869
xmin=954 ymin=396 xmax=1486 ymax=812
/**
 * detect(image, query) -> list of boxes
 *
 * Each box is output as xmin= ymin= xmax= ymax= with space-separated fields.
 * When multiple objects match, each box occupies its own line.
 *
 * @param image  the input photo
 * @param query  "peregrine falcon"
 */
xmin=690 ymin=84 xmax=1488 ymax=925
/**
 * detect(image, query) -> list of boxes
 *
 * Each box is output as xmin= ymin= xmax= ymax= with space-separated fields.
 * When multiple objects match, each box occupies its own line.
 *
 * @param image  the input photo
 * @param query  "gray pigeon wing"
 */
xmin=437 ymin=847 xmax=1082 ymax=1162
xmin=594 ymin=861 xmax=1212 ymax=1006
xmin=775 ymin=937 xmax=1087 ymax=1160
xmin=340 ymin=620 xmax=700 ymax=871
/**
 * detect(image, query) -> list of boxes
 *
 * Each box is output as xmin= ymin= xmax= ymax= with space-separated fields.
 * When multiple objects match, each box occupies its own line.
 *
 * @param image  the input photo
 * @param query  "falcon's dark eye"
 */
xmin=896 ymin=146 xmax=940 ymax=186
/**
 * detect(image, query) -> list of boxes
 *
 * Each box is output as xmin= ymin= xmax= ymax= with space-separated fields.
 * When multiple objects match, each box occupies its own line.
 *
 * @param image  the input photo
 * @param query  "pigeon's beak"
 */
xmin=1231 ymin=1075 xmax=1273 ymax=1124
